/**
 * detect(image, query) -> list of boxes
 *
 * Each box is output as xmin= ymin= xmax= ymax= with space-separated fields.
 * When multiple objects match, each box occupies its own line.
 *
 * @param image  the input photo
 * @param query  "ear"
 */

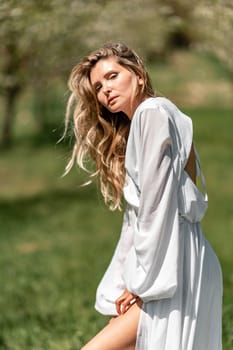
xmin=137 ymin=75 xmax=144 ymax=86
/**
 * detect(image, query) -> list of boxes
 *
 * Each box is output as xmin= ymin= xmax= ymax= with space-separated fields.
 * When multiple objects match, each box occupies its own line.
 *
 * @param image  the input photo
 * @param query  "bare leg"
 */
xmin=81 ymin=302 xmax=141 ymax=350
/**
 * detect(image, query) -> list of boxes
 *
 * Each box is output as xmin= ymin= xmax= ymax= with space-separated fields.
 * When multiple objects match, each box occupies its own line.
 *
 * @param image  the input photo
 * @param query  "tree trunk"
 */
xmin=1 ymin=86 xmax=19 ymax=147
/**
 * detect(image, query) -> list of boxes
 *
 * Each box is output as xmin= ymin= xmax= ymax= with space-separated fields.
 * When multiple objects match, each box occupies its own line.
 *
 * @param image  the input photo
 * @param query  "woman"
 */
xmin=64 ymin=43 xmax=222 ymax=350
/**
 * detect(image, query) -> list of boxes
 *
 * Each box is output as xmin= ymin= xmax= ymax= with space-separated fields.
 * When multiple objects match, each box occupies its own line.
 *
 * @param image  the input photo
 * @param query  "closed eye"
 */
xmin=93 ymin=72 xmax=118 ymax=92
xmin=94 ymin=83 xmax=102 ymax=92
xmin=109 ymin=73 xmax=117 ymax=79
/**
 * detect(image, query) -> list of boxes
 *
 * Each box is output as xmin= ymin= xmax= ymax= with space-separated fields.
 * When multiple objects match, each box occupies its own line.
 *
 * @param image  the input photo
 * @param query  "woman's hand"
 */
xmin=115 ymin=289 xmax=142 ymax=315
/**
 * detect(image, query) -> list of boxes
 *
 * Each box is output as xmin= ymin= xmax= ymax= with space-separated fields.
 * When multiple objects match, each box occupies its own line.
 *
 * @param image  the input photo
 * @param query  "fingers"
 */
xmin=115 ymin=290 xmax=139 ymax=315
xmin=115 ymin=290 xmax=127 ymax=314
xmin=115 ymin=295 xmax=124 ymax=315
xmin=120 ymin=295 xmax=137 ymax=314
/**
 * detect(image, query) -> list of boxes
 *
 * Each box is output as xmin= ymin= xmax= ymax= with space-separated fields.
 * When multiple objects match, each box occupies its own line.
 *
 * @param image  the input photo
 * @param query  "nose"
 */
xmin=102 ymin=81 xmax=112 ymax=95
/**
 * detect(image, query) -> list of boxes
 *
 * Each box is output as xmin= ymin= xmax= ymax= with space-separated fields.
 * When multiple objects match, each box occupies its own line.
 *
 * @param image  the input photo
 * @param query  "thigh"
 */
xmin=81 ymin=302 xmax=141 ymax=350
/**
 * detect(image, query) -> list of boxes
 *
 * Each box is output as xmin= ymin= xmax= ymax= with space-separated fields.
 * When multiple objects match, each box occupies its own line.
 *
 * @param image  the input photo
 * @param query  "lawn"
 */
xmin=0 ymin=50 xmax=232 ymax=349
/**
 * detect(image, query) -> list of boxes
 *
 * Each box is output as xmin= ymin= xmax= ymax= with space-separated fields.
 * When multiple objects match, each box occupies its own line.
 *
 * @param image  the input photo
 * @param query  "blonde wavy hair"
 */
xmin=64 ymin=42 xmax=154 ymax=210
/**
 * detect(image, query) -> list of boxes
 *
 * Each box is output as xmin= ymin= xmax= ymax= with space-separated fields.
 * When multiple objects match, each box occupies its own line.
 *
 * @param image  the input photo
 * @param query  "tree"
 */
xmin=0 ymin=0 xmax=97 ymax=146
xmin=193 ymin=0 xmax=233 ymax=74
xmin=0 ymin=1 xmax=56 ymax=146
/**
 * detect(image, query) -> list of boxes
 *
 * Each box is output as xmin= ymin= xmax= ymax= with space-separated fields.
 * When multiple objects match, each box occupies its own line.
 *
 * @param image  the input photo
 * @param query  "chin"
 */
xmin=108 ymin=106 xmax=121 ymax=114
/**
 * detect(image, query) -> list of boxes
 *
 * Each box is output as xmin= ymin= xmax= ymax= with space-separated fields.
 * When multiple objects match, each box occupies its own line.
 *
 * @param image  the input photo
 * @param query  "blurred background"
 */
xmin=0 ymin=0 xmax=232 ymax=349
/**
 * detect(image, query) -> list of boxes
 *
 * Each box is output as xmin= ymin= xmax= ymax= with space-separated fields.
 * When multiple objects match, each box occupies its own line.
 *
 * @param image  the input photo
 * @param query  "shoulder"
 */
xmin=134 ymin=96 xmax=192 ymax=134
xmin=133 ymin=97 xmax=170 ymax=129
xmin=135 ymin=97 xmax=170 ymax=115
xmin=137 ymin=98 xmax=194 ymax=164
xmin=131 ymin=97 xmax=193 ymax=158
xmin=129 ymin=98 xmax=174 ymax=146
xmin=136 ymin=96 xmax=177 ymax=112
xmin=134 ymin=96 xmax=187 ymax=123
xmin=132 ymin=97 xmax=179 ymax=139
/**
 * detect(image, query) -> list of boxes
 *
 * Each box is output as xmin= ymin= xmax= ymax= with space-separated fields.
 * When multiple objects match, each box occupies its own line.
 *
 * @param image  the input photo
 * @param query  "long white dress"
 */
xmin=95 ymin=97 xmax=222 ymax=350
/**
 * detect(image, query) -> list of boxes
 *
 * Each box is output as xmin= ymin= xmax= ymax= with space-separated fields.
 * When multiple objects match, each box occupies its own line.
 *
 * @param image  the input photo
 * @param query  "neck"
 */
xmin=127 ymin=95 xmax=151 ymax=119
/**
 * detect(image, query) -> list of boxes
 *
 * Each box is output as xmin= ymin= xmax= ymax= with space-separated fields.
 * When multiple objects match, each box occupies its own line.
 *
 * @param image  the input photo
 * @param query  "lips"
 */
xmin=108 ymin=96 xmax=118 ymax=106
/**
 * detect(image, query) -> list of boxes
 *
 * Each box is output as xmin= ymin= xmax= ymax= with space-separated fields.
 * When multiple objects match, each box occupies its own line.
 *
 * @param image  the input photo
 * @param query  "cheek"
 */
xmin=125 ymin=77 xmax=138 ymax=97
xmin=125 ymin=76 xmax=136 ymax=92
xmin=97 ymin=92 xmax=106 ymax=105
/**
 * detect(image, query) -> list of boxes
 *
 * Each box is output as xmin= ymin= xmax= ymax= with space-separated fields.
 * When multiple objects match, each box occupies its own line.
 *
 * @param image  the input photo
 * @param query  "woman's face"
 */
xmin=90 ymin=57 xmax=144 ymax=118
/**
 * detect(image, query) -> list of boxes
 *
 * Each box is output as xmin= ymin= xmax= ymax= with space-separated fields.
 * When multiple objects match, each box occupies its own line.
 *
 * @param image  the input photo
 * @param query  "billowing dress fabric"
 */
xmin=95 ymin=97 xmax=222 ymax=350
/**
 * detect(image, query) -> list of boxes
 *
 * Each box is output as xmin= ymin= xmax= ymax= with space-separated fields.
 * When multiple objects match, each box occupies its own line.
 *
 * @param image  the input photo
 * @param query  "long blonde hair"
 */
xmin=64 ymin=42 xmax=154 ymax=210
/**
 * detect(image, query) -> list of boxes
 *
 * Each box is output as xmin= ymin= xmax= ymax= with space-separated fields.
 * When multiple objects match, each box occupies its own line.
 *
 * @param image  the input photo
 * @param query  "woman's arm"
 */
xmin=123 ymin=106 xmax=180 ymax=302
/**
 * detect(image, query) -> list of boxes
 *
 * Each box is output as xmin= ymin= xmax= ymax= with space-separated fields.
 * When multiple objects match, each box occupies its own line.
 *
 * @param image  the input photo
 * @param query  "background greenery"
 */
xmin=0 ymin=1 xmax=232 ymax=349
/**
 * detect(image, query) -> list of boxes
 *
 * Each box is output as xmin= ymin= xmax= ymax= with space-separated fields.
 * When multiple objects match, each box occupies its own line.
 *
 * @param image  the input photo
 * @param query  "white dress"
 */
xmin=95 ymin=97 xmax=222 ymax=350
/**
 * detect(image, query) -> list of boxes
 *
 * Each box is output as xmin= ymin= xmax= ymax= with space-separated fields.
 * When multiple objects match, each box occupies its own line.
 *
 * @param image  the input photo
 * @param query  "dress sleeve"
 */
xmin=95 ymin=207 xmax=133 ymax=315
xmin=123 ymin=106 xmax=180 ymax=302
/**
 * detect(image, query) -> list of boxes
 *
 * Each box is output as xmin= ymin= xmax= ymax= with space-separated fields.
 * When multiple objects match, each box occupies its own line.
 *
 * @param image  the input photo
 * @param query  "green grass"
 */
xmin=0 ymin=146 xmax=122 ymax=349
